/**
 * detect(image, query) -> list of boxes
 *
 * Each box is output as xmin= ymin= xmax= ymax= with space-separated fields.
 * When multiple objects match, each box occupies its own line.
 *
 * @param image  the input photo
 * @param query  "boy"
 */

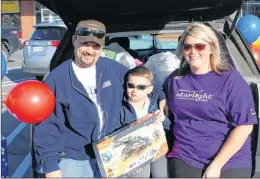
xmin=118 ymin=66 xmax=170 ymax=177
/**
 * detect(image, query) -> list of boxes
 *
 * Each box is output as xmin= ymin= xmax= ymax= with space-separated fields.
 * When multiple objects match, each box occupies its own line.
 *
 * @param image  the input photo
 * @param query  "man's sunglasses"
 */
xmin=75 ymin=27 xmax=105 ymax=39
xmin=183 ymin=43 xmax=207 ymax=52
xmin=127 ymin=83 xmax=151 ymax=91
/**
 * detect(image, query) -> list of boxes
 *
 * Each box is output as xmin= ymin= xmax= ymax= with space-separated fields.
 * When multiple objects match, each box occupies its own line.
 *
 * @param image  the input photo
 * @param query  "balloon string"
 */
xmin=2 ymin=100 xmax=6 ymax=105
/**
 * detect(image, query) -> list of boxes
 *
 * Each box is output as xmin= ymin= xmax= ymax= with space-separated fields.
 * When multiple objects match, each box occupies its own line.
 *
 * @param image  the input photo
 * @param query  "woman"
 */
xmin=164 ymin=23 xmax=258 ymax=178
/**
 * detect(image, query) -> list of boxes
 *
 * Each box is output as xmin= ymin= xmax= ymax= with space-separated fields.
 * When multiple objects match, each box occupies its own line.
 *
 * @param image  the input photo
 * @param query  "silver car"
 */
xmin=22 ymin=20 xmax=66 ymax=81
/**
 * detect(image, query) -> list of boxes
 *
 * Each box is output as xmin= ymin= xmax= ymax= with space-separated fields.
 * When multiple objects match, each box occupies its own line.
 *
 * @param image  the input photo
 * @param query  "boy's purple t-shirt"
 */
xmin=165 ymin=68 xmax=258 ymax=169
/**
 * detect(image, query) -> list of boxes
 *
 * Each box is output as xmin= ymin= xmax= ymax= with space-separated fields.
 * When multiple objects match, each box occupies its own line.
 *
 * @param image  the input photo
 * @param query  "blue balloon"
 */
xmin=237 ymin=15 xmax=260 ymax=44
xmin=1 ymin=51 xmax=7 ymax=80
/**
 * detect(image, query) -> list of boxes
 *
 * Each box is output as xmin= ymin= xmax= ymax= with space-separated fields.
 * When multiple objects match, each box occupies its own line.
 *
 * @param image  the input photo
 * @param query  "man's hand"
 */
xmin=202 ymin=164 xmax=221 ymax=178
xmin=45 ymin=170 xmax=62 ymax=178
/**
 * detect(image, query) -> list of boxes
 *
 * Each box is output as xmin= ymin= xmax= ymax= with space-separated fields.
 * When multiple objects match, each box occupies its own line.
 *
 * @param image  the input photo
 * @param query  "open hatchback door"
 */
xmin=33 ymin=0 xmax=260 ymax=177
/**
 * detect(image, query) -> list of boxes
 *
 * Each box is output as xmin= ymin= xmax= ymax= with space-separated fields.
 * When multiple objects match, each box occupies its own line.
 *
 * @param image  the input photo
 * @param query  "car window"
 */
xmin=156 ymin=34 xmax=180 ymax=49
xmin=129 ymin=34 xmax=179 ymax=50
xmin=129 ymin=35 xmax=153 ymax=50
xmin=1 ymin=14 xmax=21 ymax=28
xmin=31 ymin=27 xmax=66 ymax=40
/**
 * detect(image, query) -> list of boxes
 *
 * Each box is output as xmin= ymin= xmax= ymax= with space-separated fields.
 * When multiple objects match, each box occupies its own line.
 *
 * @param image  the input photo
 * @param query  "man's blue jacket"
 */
xmin=33 ymin=57 xmax=128 ymax=173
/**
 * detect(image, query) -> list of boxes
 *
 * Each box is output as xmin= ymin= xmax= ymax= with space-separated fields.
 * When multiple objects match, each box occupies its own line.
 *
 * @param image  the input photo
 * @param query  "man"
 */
xmin=33 ymin=19 xmax=167 ymax=178
xmin=33 ymin=20 xmax=129 ymax=178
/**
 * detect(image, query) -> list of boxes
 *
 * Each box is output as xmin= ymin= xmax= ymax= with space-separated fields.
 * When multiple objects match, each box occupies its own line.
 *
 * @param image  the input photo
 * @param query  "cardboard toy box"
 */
xmin=92 ymin=115 xmax=169 ymax=178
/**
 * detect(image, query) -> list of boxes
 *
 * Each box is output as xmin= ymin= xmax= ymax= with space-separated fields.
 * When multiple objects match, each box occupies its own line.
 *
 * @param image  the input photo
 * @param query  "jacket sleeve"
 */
xmin=117 ymin=106 xmax=137 ymax=128
xmin=116 ymin=107 xmax=126 ymax=129
xmin=162 ymin=116 xmax=171 ymax=131
xmin=33 ymin=75 xmax=65 ymax=174
xmin=157 ymin=85 xmax=166 ymax=101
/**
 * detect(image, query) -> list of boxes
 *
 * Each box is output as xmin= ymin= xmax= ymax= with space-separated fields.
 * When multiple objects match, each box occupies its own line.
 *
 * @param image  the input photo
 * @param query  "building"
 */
xmin=242 ymin=0 xmax=260 ymax=17
xmin=1 ymin=0 xmax=60 ymax=40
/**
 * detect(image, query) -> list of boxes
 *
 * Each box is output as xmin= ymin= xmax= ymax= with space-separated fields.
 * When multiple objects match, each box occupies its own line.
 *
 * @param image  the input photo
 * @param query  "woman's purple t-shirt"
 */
xmin=165 ymin=68 xmax=258 ymax=169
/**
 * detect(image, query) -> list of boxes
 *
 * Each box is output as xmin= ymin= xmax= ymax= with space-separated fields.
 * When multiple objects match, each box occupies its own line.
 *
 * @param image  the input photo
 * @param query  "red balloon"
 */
xmin=3 ymin=80 xmax=55 ymax=124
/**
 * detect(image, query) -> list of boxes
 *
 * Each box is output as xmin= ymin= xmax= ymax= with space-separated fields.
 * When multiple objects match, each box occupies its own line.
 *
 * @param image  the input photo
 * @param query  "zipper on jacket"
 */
xmin=101 ymin=108 xmax=108 ymax=138
xmin=72 ymin=79 xmax=102 ymax=140
xmin=127 ymin=101 xmax=138 ymax=118
xmin=97 ymin=73 xmax=103 ymax=139
xmin=148 ymin=103 xmax=157 ymax=113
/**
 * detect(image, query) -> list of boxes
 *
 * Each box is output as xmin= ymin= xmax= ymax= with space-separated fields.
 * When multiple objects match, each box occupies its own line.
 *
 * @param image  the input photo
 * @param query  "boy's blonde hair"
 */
xmin=176 ymin=23 xmax=231 ymax=76
xmin=127 ymin=66 xmax=153 ymax=84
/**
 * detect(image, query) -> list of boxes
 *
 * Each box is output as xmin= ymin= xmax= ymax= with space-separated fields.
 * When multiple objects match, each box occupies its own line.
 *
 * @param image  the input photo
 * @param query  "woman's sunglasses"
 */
xmin=127 ymin=83 xmax=151 ymax=91
xmin=75 ymin=27 xmax=106 ymax=39
xmin=183 ymin=43 xmax=207 ymax=52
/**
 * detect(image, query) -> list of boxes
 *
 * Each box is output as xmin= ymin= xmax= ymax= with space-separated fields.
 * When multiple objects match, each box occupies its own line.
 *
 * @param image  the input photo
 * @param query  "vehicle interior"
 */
xmin=35 ymin=0 xmax=260 ymax=177
xmin=106 ymin=33 xmax=180 ymax=63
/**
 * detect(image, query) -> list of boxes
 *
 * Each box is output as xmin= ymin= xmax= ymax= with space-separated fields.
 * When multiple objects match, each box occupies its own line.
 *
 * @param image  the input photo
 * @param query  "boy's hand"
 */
xmin=138 ymin=110 xmax=165 ymax=123
xmin=153 ymin=110 xmax=165 ymax=122
xmin=45 ymin=170 xmax=62 ymax=178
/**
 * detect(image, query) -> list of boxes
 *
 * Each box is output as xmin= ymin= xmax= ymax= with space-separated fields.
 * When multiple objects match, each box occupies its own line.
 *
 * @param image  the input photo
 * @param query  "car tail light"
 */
xmin=23 ymin=40 xmax=30 ymax=46
xmin=47 ymin=40 xmax=60 ymax=47
xmin=9 ymin=30 xmax=17 ymax=34
xmin=18 ymin=30 xmax=22 ymax=40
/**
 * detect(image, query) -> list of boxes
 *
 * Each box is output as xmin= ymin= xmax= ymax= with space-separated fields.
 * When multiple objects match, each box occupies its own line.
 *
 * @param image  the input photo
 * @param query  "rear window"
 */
xmin=129 ymin=34 xmax=180 ymax=50
xmin=30 ymin=27 xmax=66 ymax=40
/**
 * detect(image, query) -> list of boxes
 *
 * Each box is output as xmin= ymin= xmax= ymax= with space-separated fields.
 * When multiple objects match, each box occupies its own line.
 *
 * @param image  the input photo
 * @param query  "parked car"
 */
xmin=33 ymin=0 xmax=260 ymax=177
xmin=22 ymin=20 xmax=66 ymax=81
xmin=1 ymin=26 xmax=22 ymax=62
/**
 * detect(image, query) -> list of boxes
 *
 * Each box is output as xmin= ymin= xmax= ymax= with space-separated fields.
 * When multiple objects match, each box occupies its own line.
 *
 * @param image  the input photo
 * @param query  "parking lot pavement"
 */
xmin=2 ymin=50 xmax=36 ymax=177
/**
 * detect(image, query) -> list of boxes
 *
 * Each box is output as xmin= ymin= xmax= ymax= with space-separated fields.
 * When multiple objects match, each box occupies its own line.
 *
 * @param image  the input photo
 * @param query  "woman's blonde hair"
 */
xmin=175 ymin=23 xmax=231 ymax=76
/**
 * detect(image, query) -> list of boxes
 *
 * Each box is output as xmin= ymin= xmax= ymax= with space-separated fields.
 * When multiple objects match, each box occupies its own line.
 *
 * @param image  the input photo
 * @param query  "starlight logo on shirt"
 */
xmin=176 ymin=89 xmax=213 ymax=102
